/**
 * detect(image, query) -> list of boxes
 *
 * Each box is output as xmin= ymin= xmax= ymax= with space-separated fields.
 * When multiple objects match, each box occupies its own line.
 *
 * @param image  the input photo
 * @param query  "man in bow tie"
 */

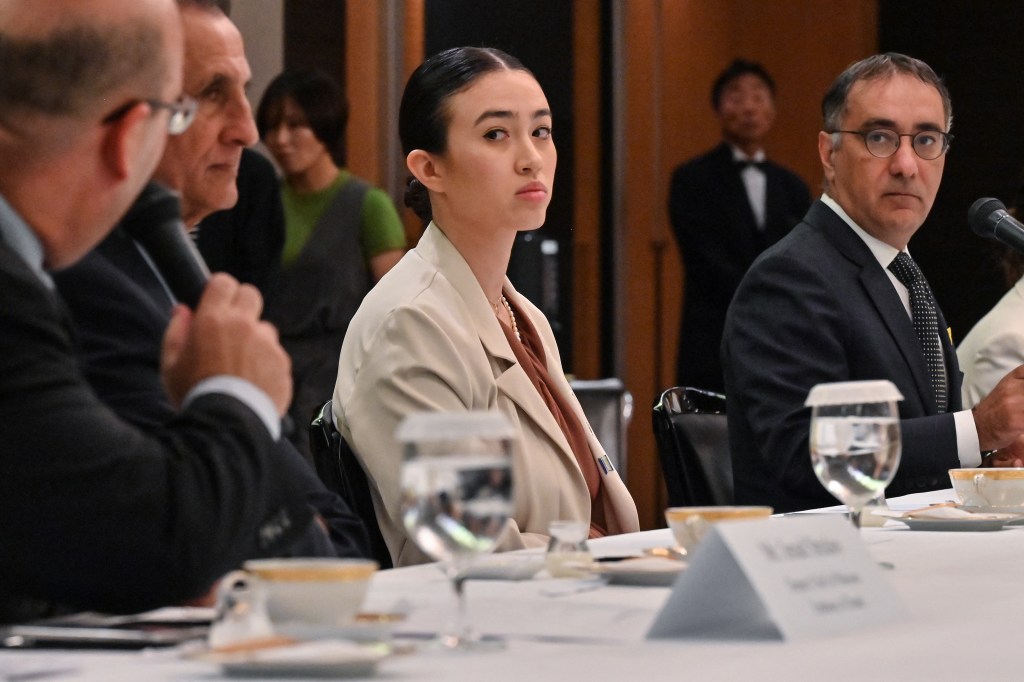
xmin=723 ymin=53 xmax=1024 ymax=514
xmin=669 ymin=59 xmax=810 ymax=394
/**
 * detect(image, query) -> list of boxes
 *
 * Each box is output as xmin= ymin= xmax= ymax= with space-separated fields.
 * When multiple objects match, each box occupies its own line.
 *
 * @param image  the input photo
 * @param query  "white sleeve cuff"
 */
xmin=954 ymin=409 xmax=983 ymax=468
xmin=182 ymin=375 xmax=281 ymax=440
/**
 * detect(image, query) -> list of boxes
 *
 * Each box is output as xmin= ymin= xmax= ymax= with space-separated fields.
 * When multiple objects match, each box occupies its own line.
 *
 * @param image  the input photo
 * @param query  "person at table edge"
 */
xmin=334 ymin=47 xmax=639 ymax=566
xmin=51 ymin=0 xmax=369 ymax=560
xmin=0 ymin=0 xmax=323 ymax=621
xmin=723 ymin=52 xmax=1024 ymax=514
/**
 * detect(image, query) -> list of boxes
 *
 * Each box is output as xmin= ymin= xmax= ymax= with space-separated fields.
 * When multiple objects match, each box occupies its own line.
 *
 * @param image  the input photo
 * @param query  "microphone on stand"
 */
xmin=968 ymin=197 xmax=1024 ymax=255
xmin=120 ymin=182 xmax=210 ymax=307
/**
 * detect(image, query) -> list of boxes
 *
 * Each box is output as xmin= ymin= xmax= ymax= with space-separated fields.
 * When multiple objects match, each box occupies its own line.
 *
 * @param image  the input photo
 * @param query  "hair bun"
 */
xmin=404 ymin=177 xmax=433 ymax=223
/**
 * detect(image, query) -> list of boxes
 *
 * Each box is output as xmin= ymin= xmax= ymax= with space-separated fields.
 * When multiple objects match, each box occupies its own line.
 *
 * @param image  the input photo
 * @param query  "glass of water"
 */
xmin=807 ymin=381 xmax=903 ymax=528
xmin=396 ymin=411 xmax=515 ymax=650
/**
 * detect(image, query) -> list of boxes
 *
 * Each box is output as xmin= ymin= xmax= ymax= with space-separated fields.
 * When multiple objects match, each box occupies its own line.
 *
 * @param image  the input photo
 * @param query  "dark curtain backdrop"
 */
xmin=879 ymin=1 xmax=1024 ymax=343
xmin=424 ymin=0 xmax=576 ymax=366
xmin=283 ymin=2 xmax=346 ymax=163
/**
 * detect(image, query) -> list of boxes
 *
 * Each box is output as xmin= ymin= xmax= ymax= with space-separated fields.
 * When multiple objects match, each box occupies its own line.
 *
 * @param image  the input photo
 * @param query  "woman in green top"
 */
xmin=257 ymin=68 xmax=406 ymax=458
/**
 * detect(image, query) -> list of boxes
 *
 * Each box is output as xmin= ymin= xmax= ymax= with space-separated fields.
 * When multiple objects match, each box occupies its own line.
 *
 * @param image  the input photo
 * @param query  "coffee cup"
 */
xmin=949 ymin=468 xmax=1024 ymax=509
xmin=241 ymin=558 xmax=378 ymax=626
xmin=664 ymin=506 xmax=773 ymax=554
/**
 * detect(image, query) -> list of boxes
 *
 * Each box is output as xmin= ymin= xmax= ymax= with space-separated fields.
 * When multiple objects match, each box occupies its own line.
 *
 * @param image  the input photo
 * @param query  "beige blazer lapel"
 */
xmin=418 ymin=224 xmax=579 ymax=470
xmin=505 ymin=285 xmax=640 ymax=534
xmin=418 ymin=224 xmax=638 ymax=534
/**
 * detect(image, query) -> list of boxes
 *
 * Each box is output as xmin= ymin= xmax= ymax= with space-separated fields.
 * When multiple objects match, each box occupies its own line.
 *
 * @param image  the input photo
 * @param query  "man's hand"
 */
xmin=981 ymin=435 xmax=1024 ymax=468
xmin=971 ymin=365 xmax=1024 ymax=451
xmin=160 ymin=273 xmax=292 ymax=414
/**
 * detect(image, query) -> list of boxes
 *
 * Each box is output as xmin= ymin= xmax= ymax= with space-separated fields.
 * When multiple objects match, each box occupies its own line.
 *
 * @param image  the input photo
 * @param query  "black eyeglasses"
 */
xmin=101 ymin=94 xmax=197 ymax=135
xmin=830 ymin=128 xmax=952 ymax=161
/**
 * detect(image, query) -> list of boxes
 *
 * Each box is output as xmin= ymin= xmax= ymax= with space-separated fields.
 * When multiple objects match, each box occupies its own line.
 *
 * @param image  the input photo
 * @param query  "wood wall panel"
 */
xmin=345 ymin=2 xmax=383 ymax=185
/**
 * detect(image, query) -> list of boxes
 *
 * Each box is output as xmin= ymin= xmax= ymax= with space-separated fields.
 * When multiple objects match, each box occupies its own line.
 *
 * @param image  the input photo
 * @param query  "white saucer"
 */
xmin=902 ymin=517 xmax=1009 ymax=532
xmin=273 ymin=619 xmax=394 ymax=644
xmin=959 ymin=505 xmax=1024 ymax=522
xmin=211 ymin=640 xmax=388 ymax=678
xmin=591 ymin=557 xmax=686 ymax=587
xmin=462 ymin=555 xmax=545 ymax=581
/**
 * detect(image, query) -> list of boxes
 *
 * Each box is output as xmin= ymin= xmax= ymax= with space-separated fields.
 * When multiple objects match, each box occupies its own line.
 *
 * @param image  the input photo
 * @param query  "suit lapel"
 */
xmin=493 ymin=285 xmax=579 ymax=459
xmin=859 ymin=265 xmax=935 ymax=408
xmin=808 ymin=202 xmax=936 ymax=410
xmin=936 ymin=303 xmax=963 ymax=411
xmin=712 ymin=144 xmax=759 ymax=235
xmin=417 ymin=225 xmax=578 ymax=462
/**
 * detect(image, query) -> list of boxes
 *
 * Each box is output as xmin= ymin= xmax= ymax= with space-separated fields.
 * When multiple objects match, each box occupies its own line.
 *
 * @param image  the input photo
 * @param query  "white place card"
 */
xmin=647 ymin=515 xmax=905 ymax=641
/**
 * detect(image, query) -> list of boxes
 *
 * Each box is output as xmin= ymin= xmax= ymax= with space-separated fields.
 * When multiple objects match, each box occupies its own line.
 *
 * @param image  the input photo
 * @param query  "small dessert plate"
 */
xmin=591 ymin=557 xmax=686 ymax=587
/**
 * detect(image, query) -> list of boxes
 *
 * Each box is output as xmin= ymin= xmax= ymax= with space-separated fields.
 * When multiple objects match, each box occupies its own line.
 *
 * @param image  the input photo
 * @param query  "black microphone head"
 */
xmin=118 ymin=181 xmax=210 ymax=307
xmin=120 ymin=182 xmax=182 ymax=238
xmin=968 ymin=197 xmax=1007 ymax=238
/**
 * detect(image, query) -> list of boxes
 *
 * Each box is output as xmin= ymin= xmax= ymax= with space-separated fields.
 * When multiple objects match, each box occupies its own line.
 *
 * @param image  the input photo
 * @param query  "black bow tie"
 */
xmin=735 ymin=159 xmax=767 ymax=171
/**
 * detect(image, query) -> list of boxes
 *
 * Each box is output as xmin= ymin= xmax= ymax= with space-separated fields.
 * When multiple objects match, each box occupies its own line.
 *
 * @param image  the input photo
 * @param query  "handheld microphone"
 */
xmin=120 ymin=182 xmax=210 ymax=307
xmin=968 ymin=197 xmax=1024 ymax=255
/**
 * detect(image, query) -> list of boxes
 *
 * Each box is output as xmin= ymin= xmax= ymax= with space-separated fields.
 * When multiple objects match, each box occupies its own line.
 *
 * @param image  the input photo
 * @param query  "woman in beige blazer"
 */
xmin=334 ymin=46 xmax=639 ymax=567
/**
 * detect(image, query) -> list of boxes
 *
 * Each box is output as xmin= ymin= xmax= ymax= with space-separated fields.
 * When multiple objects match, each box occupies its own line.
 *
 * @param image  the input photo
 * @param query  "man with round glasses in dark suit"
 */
xmin=724 ymin=53 xmax=1024 ymax=514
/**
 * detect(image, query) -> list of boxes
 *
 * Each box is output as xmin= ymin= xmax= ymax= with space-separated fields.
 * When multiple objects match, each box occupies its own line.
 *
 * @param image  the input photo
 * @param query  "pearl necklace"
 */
xmin=493 ymin=294 xmax=521 ymax=342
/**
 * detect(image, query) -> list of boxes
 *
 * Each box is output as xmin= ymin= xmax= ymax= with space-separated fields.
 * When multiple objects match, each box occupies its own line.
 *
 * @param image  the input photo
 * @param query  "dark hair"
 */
xmin=256 ymin=68 xmax=348 ymax=165
xmin=711 ymin=59 xmax=775 ymax=110
xmin=398 ymin=46 xmax=532 ymax=222
xmin=822 ymin=52 xmax=952 ymax=136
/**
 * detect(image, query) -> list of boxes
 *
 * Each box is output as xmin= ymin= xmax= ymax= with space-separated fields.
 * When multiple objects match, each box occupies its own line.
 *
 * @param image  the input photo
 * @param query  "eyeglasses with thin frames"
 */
xmin=829 ymin=128 xmax=952 ymax=161
xmin=101 ymin=94 xmax=197 ymax=136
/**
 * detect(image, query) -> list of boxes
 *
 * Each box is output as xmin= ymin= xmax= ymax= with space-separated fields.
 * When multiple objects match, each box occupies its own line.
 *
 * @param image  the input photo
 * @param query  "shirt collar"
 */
xmin=0 ymin=193 xmax=54 ymax=289
xmin=820 ymin=192 xmax=905 ymax=267
xmin=730 ymin=145 xmax=766 ymax=163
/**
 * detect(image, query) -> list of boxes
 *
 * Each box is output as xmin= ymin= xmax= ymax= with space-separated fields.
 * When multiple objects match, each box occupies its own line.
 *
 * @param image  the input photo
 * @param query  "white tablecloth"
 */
xmin=5 ymin=489 xmax=1021 ymax=681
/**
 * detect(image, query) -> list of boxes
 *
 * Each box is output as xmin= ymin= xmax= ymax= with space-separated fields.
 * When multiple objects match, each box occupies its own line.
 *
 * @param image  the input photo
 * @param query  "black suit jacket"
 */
xmin=722 ymin=200 xmax=963 ymax=512
xmin=669 ymin=143 xmax=810 ymax=392
xmin=52 ymin=227 xmax=369 ymax=560
xmin=194 ymin=147 xmax=285 ymax=298
xmin=0 ymin=232 xmax=315 ymax=621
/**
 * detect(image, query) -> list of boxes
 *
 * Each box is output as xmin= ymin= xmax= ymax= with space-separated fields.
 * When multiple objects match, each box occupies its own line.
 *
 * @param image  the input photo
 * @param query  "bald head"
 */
xmin=0 ymin=0 xmax=181 ymax=133
xmin=0 ymin=0 xmax=184 ymax=269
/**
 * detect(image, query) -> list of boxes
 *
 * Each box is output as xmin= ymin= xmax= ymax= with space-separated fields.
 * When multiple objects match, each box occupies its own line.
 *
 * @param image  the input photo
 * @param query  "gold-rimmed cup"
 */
xmin=242 ymin=558 xmax=378 ymax=626
xmin=949 ymin=468 xmax=1024 ymax=509
xmin=664 ymin=506 xmax=773 ymax=555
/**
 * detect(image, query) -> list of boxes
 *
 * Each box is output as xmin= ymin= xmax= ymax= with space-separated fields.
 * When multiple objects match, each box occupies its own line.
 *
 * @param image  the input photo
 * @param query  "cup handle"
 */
xmin=972 ymin=473 xmax=990 ymax=506
xmin=208 ymin=570 xmax=274 ymax=649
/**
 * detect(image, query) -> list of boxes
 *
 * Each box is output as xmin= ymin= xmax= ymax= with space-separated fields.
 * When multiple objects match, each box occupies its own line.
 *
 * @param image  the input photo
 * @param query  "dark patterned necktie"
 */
xmin=887 ymin=252 xmax=948 ymax=412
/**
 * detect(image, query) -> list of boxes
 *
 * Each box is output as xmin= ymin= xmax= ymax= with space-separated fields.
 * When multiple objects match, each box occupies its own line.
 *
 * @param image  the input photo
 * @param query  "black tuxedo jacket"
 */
xmin=669 ymin=142 xmax=810 ymax=391
xmin=0 ymin=231 xmax=317 ymax=621
xmin=52 ymin=228 xmax=369 ymax=560
xmin=722 ymin=200 xmax=963 ymax=512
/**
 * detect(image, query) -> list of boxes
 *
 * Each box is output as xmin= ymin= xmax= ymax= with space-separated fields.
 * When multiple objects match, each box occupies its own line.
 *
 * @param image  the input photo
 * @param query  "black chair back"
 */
xmin=569 ymin=378 xmax=633 ymax=483
xmin=310 ymin=400 xmax=393 ymax=569
xmin=652 ymin=386 xmax=733 ymax=506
